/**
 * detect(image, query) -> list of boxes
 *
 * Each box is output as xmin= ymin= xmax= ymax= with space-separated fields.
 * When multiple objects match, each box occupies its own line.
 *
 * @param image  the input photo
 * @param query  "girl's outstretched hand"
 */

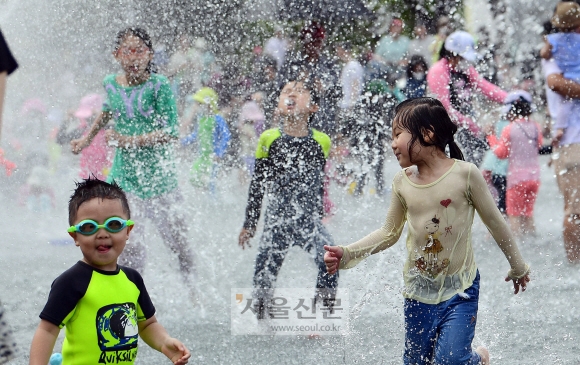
xmin=161 ymin=337 xmax=190 ymax=365
xmin=505 ymin=273 xmax=530 ymax=294
xmin=323 ymin=245 xmax=344 ymax=275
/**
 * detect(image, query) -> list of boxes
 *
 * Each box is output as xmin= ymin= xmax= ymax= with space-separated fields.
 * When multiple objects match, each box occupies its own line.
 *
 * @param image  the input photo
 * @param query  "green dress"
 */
xmin=102 ymin=74 xmax=179 ymax=199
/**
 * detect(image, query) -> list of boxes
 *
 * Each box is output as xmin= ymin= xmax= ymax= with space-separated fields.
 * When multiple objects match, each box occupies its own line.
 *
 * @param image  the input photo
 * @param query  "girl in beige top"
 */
xmin=324 ymin=98 xmax=530 ymax=365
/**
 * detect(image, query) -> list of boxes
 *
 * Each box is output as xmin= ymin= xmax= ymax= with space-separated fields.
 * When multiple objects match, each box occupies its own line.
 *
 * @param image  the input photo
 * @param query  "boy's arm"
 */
xmin=239 ymin=158 xmax=270 ymax=248
xmin=243 ymin=158 xmax=270 ymax=231
xmin=138 ymin=316 xmax=190 ymax=365
xmin=29 ymin=320 xmax=60 ymax=365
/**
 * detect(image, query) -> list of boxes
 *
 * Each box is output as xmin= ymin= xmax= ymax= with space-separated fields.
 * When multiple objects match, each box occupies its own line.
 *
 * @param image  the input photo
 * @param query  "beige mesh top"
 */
xmin=339 ymin=160 xmax=530 ymax=304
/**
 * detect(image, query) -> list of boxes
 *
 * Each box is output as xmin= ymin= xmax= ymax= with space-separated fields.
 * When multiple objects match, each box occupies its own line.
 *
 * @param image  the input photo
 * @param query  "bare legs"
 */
xmin=563 ymin=214 xmax=580 ymax=263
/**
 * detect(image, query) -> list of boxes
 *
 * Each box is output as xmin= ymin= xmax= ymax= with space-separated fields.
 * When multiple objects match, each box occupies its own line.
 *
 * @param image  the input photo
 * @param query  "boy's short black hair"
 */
xmin=68 ymin=178 xmax=131 ymax=225
xmin=279 ymin=71 xmax=320 ymax=106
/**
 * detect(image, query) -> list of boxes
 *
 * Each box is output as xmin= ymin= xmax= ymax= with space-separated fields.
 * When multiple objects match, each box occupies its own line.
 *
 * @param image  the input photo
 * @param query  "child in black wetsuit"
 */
xmin=238 ymin=78 xmax=339 ymax=319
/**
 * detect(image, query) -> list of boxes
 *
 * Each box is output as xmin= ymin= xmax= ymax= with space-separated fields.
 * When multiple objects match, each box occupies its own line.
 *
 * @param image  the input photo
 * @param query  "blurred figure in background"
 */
xmin=430 ymin=16 xmax=453 ymax=65
xmin=167 ymin=34 xmax=197 ymax=113
xmin=487 ymin=91 xmax=542 ymax=237
xmin=337 ymin=41 xmax=364 ymax=128
xmin=476 ymin=26 xmax=499 ymax=84
xmin=181 ymin=87 xmax=231 ymax=191
xmin=264 ymin=25 xmax=290 ymax=71
xmin=481 ymin=116 xmax=509 ymax=215
xmin=350 ymin=79 xmax=399 ymax=197
xmin=403 ymin=55 xmax=429 ymax=99
xmin=427 ymin=31 xmax=507 ymax=166
xmin=251 ymin=55 xmax=278 ymax=127
xmin=16 ymin=99 xmax=50 ymax=182
xmin=57 ymin=94 xmax=112 ymax=180
xmin=408 ymin=22 xmax=435 ymax=67
xmin=277 ymin=21 xmax=341 ymax=135
xmin=237 ymin=99 xmax=265 ymax=183
xmin=375 ymin=17 xmax=410 ymax=76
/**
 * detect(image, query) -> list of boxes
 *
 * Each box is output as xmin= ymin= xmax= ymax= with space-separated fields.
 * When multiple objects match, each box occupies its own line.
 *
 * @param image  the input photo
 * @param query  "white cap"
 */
xmin=444 ymin=31 xmax=479 ymax=62
xmin=502 ymin=90 xmax=536 ymax=115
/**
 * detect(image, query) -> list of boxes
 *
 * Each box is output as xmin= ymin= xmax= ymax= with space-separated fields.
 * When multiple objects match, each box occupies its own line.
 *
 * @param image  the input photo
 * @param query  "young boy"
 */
xmin=238 ymin=78 xmax=339 ymax=318
xmin=29 ymin=178 xmax=190 ymax=365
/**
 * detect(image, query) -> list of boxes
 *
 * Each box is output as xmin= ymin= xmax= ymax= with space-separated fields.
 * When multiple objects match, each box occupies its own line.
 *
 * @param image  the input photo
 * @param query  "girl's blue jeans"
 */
xmin=403 ymin=271 xmax=482 ymax=365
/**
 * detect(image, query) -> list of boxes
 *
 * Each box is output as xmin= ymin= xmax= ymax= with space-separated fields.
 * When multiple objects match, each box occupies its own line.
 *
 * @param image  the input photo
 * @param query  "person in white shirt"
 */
xmin=263 ymin=26 xmax=289 ymax=71
xmin=408 ymin=22 xmax=435 ymax=67
xmin=337 ymin=42 xmax=364 ymax=111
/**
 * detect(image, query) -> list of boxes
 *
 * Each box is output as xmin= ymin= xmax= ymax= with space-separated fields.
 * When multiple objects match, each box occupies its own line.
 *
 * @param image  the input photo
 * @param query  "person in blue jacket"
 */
xmin=181 ymin=87 xmax=231 ymax=189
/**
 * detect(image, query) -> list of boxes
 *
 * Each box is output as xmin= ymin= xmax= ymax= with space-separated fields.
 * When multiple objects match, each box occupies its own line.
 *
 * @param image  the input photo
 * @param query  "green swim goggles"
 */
xmin=68 ymin=217 xmax=134 ymax=235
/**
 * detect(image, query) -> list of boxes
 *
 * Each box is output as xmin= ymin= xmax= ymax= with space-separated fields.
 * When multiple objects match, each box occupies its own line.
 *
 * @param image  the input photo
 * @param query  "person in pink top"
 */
xmin=487 ymin=91 xmax=542 ymax=237
xmin=427 ymin=31 xmax=507 ymax=166
xmin=60 ymin=94 xmax=111 ymax=180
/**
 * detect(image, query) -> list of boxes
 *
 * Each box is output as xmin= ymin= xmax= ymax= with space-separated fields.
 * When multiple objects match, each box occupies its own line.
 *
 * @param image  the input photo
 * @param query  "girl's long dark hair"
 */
xmin=114 ymin=27 xmax=156 ymax=73
xmin=393 ymin=97 xmax=464 ymax=161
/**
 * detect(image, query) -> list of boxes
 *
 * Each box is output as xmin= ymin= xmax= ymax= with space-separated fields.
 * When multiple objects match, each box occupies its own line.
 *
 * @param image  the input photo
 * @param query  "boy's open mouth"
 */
xmin=284 ymin=99 xmax=296 ymax=107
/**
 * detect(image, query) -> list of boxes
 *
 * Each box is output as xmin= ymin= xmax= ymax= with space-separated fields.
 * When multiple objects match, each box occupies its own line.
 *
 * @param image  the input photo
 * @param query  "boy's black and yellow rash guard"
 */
xmin=40 ymin=261 xmax=155 ymax=365
xmin=243 ymin=128 xmax=331 ymax=230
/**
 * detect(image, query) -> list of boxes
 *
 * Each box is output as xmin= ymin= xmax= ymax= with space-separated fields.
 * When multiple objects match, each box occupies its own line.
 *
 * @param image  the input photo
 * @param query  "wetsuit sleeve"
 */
xmin=467 ymin=164 xmax=530 ymax=279
xmin=0 ymin=29 xmax=18 ymax=75
xmin=243 ymin=157 xmax=272 ymax=230
xmin=39 ymin=263 xmax=92 ymax=328
xmin=122 ymin=267 xmax=156 ymax=321
xmin=339 ymin=184 xmax=407 ymax=269
xmin=243 ymin=130 xmax=280 ymax=230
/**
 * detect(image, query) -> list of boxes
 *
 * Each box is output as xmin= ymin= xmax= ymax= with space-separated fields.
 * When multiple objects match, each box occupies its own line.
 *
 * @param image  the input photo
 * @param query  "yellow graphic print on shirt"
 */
xmin=415 ymin=198 xmax=456 ymax=278
xmin=96 ymin=303 xmax=139 ymax=364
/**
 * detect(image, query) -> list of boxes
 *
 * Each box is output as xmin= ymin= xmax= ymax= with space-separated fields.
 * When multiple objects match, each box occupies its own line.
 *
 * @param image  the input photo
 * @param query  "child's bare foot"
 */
xmin=476 ymin=346 xmax=489 ymax=365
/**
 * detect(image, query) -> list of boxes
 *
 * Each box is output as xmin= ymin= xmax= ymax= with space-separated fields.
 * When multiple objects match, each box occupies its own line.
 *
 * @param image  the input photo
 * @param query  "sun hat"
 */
xmin=191 ymin=87 xmax=219 ymax=113
xmin=551 ymin=1 xmax=580 ymax=29
xmin=501 ymin=90 xmax=536 ymax=115
xmin=444 ymin=31 xmax=479 ymax=62
xmin=74 ymin=94 xmax=104 ymax=119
